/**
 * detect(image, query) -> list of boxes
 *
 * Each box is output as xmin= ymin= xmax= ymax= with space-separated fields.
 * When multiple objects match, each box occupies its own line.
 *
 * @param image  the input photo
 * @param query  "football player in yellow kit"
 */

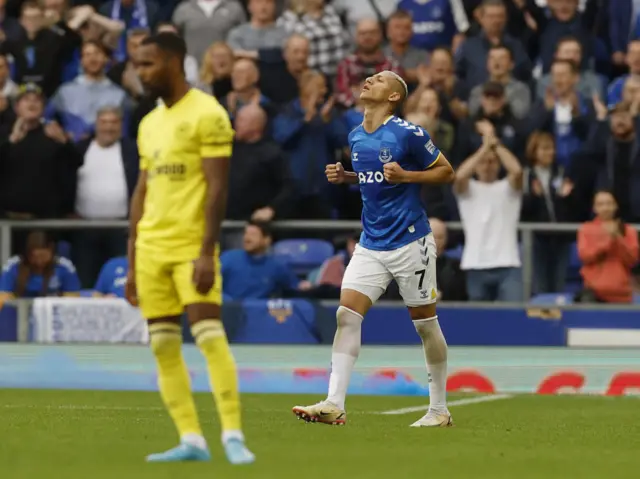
xmin=126 ymin=32 xmax=254 ymax=464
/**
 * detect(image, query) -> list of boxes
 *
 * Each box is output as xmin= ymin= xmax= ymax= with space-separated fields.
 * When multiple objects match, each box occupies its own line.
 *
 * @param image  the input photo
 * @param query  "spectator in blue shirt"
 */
xmin=398 ymin=0 xmax=469 ymax=52
xmin=0 ymin=231 xmax=81 ymax=310
xmin=94 ymin=256 xmax=128 ymax=298
xmin=608 ymin=40 xmax=640 ymax=108
xmin=273 ymin=70 xmax=348 ymax=218
xmin=221 ymin=221 xmax=311 ymax=300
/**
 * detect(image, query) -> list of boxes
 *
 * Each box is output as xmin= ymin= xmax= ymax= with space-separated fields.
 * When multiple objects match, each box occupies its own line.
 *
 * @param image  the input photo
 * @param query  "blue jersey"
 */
xmin=349 ymin=116 xmax=441 ymax=251
xmin=399 ymin=0 xmax=459 ymax=51
xmin=94 ymin=256 xmax=128 ymax=298
xmin=0 ymin=256 xmax=81 ymax=297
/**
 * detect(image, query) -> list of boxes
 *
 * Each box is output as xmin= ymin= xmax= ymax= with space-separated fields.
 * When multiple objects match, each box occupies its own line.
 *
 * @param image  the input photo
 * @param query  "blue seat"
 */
xmin=530 ymin=293 xmax=573 ymax=305
xmin=273 ymin=239 xmax=334 ymax=275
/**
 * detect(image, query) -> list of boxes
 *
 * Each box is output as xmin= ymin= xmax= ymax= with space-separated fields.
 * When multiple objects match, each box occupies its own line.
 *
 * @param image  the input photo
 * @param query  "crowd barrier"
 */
xmin=2 ymin=297 xmax=640 ymax=348
xmin=0 ymin=219 xmax=629 ymax=300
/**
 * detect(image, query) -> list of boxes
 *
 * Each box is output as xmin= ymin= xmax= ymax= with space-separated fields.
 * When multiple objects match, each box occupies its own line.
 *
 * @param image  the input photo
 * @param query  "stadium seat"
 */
xmin=273 ymin=239 xmax=334 ymax=275
xmin=530 ymin=293 xmax=574 ymax=305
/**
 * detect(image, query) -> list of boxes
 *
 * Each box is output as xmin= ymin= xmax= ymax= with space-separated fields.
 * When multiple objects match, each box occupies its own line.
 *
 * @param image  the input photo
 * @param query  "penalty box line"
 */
xmin=377 ymin=394 xmax=514 ymax=415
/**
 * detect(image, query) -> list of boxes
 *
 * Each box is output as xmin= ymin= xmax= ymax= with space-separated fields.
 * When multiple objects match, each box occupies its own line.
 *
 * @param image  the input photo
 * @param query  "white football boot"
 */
xmin=410 ymin=409 xmax=453 ymax=427
xmin=292 ymin=400 xmax=347 ymax=425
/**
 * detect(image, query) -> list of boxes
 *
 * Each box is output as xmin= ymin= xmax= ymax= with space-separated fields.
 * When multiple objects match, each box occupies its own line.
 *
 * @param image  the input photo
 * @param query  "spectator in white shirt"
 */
xmin=71 ymin=106 xmax=139 ymax=287
xmin=453 ymin=123 xmax=524 ymax=302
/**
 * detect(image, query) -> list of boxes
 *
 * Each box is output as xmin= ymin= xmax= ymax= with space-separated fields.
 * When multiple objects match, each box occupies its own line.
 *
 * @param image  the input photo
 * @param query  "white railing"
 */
xmin=2 ymin=219 xmax=637 ymax=302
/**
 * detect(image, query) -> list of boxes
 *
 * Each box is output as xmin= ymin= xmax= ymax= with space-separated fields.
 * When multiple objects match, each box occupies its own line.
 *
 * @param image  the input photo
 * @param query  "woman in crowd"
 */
xmin=198 ymin=42 xmax=235 ymax=99
xmin=521 ymin=131 xmax=576 ymax=294
xmin=577 ymin=190 xmax=639 ymax=303
xmin=0 ymin=231 xmax=81 ymax=311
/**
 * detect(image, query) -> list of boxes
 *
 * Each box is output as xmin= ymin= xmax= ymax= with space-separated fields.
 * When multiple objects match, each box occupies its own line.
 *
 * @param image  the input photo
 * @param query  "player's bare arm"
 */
xmin=194 ymin=156 xmax=230 ymax=295
xmin=453 ymin=140 xmax=493 ymax=194
xmin=326 ymin=162 xmax=358 ymax=184
xmin=125 ymin=170 xmax=147 ymax=306
xmin=494 ymin=141 xmax=523 ymax=190
xmin=383 ymin=155 xmax=455 ymax=185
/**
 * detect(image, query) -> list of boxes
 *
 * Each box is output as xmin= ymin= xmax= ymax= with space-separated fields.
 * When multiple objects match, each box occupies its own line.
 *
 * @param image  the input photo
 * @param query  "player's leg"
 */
xmin=292 ymin=245 xmax=391 ymax=425
xmin=175 ymin=257 xmax=254 ymax=465
xmin=390 ymin=234 xmax=452 ymax=428
xmin=136 ymin=257 xmax=208 ymax=462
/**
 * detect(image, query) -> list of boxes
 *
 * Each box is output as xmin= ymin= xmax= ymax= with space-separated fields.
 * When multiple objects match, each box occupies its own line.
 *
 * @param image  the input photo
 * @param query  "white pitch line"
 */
xmin=378 ymin=394 xmax=514 ymax=415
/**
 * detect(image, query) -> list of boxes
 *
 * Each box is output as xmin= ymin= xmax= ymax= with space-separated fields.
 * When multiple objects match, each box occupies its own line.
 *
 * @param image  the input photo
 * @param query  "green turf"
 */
xmin=1 ymin=390 xmax=639 ymax=479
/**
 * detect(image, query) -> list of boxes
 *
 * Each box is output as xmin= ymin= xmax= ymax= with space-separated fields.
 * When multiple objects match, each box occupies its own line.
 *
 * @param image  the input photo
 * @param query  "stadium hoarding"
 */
xmin=0 ymin=344 xmax=638 ymax=396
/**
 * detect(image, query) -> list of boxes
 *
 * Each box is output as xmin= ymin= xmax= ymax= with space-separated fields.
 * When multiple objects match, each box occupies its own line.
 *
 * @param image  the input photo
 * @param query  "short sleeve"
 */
xmin=0 ymin=263 xmax=18 ymax=293
xmin=199 ymin=105 xmax=234 ymax=158
xmin=58 ymin=258 xmax=81 ymax=293
xmin=407 ymin=126 xmax=442 ymax=169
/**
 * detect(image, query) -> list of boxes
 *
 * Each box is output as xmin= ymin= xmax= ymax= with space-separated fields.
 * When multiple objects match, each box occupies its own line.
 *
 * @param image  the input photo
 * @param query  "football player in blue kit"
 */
xmin=292 ymin=70 xmax=456 ymax=427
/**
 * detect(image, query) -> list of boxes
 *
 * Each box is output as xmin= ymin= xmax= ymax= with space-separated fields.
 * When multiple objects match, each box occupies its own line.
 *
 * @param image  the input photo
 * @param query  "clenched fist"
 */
xmin=383 ymin=162 xmax=407 ymax=184
xmin=326 ymin=162 xmax=346 ymax=184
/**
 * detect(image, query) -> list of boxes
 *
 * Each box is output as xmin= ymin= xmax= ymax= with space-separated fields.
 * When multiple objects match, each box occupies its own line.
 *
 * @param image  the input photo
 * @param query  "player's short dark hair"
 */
xmin=247 ymin=220 xmax=272 ymax=238
xmin=488 ymin=43 xmax=513 ymax=60
xmin=141 ymin=32 xmax=187 ymax=64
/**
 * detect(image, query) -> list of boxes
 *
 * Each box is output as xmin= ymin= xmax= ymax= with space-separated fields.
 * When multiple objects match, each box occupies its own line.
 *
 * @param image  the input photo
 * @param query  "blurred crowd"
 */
xmin=0 ymin=0 xmax=640 ymax=304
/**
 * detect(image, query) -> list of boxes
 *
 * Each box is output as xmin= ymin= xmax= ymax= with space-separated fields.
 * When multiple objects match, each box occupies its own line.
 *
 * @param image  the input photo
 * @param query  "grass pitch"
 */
xmin=1 ymin=390 xmax=639 ymax=479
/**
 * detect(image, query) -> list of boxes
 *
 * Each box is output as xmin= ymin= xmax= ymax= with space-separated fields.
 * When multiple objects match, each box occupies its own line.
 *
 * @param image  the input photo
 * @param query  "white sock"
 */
xmin=181 ymin=433 xmax=208 ymax=450
xmin=326 ymin=306 xmax=363 ymax=410
xmin=414 ymin=317 xmax=448 ymax=412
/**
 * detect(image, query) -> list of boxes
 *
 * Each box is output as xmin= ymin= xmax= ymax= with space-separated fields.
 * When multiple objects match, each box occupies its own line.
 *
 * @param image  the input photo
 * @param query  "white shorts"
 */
xmin=342 ymin=234 xmax=438 ymax=307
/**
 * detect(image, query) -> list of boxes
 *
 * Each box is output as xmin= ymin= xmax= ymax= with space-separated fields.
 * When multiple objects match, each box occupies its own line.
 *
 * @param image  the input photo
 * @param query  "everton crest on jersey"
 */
xmin=348 ymin=116 xmax=442 ymax=252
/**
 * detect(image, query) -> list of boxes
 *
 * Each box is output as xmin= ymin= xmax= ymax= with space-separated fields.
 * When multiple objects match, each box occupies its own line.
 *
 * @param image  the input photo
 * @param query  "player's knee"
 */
xmin=408 ymin=303 xmax=436 ymax=321
xmin=339 ymin=289 xmax=372 ymax=317
xmin=191 ymin=319 xmax=227 ymax=349
xmin=336 ymin=306 xmax=363 ymax=330
xmin=149 ymin=323 xmax=182 ymax=357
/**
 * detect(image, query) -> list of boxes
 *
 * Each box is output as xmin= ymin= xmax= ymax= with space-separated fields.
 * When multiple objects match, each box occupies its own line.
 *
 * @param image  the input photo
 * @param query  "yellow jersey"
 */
xmin=136 ymin=89 xmax=233 ymax=260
